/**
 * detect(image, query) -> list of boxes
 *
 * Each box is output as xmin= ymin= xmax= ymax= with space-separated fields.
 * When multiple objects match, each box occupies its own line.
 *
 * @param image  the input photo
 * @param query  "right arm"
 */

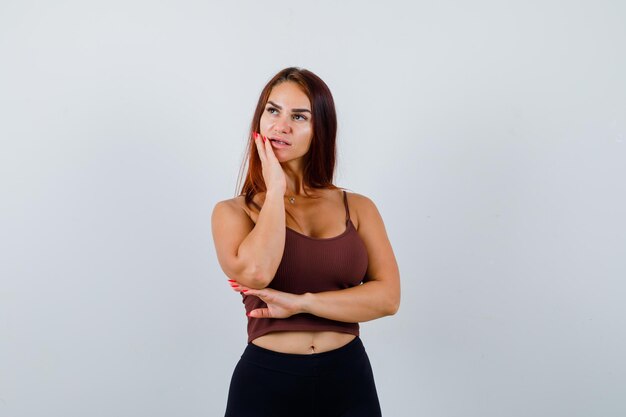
xmin=211 ymin=132 xmax=287 ymax=289
xmin=211 ymin=191 xmax=285 ymax=289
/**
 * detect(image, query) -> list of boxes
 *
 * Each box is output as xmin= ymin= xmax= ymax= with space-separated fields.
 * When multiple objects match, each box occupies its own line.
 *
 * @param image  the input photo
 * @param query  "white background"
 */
xmin=1 ymin=1 xmax=625 ymax=416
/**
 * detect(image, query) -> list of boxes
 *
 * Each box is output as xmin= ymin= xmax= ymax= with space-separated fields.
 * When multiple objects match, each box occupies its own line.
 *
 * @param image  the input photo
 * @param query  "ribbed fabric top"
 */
xmin=243 ymin=190 xmax=369 ymax=344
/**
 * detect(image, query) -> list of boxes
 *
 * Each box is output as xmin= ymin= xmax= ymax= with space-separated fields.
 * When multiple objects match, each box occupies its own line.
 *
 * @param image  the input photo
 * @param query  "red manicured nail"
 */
xmin=242 ymin=289 xmax=248 ymax=292
xmin=228 ymin=279 xmax=235 ymax=282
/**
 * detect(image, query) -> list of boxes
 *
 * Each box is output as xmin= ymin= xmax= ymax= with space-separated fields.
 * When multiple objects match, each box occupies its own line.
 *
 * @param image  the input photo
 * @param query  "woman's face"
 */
xmin=259 ymin=81 xmax=313 ymax=162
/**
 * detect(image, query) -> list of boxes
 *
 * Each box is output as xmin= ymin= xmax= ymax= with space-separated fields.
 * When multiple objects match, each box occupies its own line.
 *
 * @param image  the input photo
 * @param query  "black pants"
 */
xmin=224 ymin=336 xmax=382 ymax=417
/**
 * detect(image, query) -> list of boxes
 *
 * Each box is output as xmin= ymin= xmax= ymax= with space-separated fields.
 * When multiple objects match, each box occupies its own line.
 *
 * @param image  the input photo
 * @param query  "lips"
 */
xmin=268 ymin=137 xmax=291 ymax=146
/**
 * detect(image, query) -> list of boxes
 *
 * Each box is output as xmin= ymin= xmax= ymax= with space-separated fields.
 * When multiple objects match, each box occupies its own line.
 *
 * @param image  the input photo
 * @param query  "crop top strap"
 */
xmin=342 ymin=190 xmax=350 ymax=224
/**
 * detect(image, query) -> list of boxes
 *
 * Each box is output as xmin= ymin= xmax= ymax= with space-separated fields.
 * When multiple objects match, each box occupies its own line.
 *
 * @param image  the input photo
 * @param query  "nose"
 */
xmin=272 ymin=115 xmax=292 ymax=134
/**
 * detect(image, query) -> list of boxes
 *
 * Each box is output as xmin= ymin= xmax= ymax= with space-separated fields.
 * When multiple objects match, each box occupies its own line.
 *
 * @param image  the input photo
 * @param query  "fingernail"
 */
xmin=253 ymin=132 xmax=258 ymax=140
xmin=228 ymin=279 xmax=235 ymax=282
xmin=242 ymin=289 xmax=248 ymax=292
xmin=262 ymin=135 xmax=267 ymax=143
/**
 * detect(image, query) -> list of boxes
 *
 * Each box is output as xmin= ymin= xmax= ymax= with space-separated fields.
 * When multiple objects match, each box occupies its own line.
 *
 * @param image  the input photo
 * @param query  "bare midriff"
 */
xmin=251 ymin=330 xmax=356 ymax=354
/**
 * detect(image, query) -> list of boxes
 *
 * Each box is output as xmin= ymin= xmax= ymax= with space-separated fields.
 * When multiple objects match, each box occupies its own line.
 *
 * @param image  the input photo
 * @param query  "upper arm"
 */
xmin=353 ymin=193 xmax=401 ymax=312
xmin=211 ymin=199 xmax=256 ymax=281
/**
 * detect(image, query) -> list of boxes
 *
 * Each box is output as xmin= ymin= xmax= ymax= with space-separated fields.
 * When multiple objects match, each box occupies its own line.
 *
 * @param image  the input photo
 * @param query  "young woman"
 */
xmin=211 ymin=67 xmax=400 ymax=417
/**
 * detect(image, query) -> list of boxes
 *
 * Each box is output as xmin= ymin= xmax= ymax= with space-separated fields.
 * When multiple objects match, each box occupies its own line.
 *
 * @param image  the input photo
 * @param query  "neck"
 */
xmin=283 ymin=165 xmax=306 ymax=196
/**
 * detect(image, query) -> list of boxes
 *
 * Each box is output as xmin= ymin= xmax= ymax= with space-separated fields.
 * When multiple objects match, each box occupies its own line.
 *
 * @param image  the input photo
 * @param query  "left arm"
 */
xmin=300 ymin=279 xmax=397 ymax=323
xmin=301 ymin=193 xmax=400 ymax=321
xmin=229 ymin=193 xmax=401 ymax=322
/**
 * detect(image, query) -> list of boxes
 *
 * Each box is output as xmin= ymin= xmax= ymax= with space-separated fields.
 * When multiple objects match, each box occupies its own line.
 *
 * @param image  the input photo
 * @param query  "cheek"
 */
xmin=259 ymin=111 xmax=273 ymax=127
xmin=302 ymin=127 xmax=313 ymax=143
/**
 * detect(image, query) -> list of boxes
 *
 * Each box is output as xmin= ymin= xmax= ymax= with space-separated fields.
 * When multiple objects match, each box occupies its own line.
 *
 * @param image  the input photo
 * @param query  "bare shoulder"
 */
xmin=212 ymin=196 xmax=242 ymax=215
xmin=213 ymin=195 xmax=246 ymax=209
xmin=211 ymin=196 xmax=255 ymax=228
xmin=216 ymin=194 xmax=263 ymax=210
xmin=343 ymin=191 xmax=381 ymax=229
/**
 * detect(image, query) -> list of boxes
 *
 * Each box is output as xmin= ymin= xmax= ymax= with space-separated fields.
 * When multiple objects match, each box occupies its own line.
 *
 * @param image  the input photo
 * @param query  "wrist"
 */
xmin=265 ymin=189 xmax=285 ymax=201
xmin=299 ymin=292 xmax=314 ymax=314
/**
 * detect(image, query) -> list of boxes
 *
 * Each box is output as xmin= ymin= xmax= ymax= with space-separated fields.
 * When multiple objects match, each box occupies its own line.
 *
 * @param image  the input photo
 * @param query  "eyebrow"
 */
xmin=267 ymin=101 xmax=311 ymax=114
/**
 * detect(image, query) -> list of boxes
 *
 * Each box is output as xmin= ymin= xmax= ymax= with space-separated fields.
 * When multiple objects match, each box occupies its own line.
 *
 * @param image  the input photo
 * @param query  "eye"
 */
xmin=266 ymin=107 xmax=278 ymax=114
xmin=293 ymin=114 xmax=308 ymax=121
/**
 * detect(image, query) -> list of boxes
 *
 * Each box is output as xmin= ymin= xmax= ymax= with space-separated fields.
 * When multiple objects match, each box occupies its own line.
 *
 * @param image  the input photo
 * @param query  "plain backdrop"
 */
xmin=1 ymin=1 xmax=625 ymax=416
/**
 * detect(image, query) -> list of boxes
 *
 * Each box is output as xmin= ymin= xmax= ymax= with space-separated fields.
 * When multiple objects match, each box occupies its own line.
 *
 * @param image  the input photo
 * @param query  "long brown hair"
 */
xmin=235 ymin=67 xmax=342 ymax=212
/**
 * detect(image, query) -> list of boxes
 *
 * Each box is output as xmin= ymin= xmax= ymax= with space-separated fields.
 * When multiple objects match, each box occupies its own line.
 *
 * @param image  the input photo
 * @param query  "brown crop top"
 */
xmin=242 ymin=190 xmax=369 ymax=343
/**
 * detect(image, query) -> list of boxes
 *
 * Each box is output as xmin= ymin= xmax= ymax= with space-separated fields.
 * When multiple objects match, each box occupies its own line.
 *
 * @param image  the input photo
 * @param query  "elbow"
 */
xmin=386 ymin=296 xmax=400 ymax=316
xmin=385 ymin=280 xmax=401 ymax=316
xmin=242 ymin=264 xmax=271 ymax=289
xmin=386 ymin=303 xmax=399 ymax=316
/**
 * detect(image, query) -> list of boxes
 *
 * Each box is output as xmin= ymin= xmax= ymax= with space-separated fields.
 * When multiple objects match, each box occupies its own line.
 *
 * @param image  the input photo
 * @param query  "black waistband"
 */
xmin=240 ymin=336 xmax=365 ymax=376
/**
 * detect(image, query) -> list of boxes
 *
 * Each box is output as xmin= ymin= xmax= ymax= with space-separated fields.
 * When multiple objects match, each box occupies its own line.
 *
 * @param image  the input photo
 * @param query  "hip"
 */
xmin=225 ymin=335 xmax=382 ymax=416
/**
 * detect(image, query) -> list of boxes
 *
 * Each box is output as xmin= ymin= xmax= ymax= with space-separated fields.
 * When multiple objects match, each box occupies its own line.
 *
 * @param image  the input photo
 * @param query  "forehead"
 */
xmin=268 ymin=82 xmax=310 ymax=108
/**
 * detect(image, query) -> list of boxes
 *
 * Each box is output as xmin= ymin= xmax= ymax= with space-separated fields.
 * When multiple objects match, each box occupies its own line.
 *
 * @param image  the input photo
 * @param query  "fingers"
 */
xmin=263 ymin=133 xmax=278 ymax=160
xmin=228 ymin=279 xmax=249 ymax=293
xmin=247 ymin=308 xmax=271 ymax=318
xmin=253 ymin=132 xmax=267 ymax=164
xmin=253 ymin=131 xmax=278 ymax=163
